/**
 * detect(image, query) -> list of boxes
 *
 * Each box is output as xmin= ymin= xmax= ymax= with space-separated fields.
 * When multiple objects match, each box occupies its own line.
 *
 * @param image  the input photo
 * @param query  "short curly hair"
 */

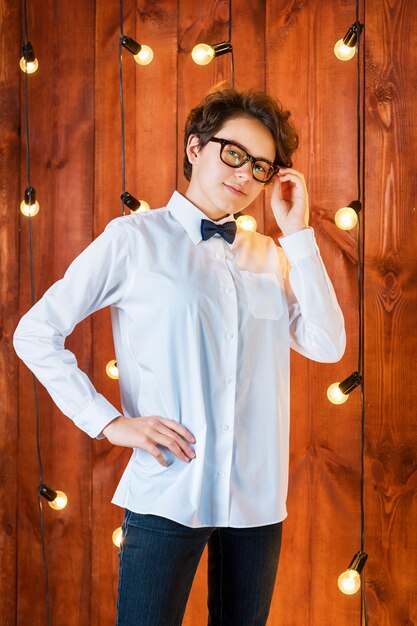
xmin=183 ymin=88 xmax=299 ymax=181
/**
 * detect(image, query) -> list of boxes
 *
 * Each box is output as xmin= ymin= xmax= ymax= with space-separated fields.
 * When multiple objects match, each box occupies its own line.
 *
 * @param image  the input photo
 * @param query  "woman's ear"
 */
xmin=186 ymin=134 xmax=201 ymax=166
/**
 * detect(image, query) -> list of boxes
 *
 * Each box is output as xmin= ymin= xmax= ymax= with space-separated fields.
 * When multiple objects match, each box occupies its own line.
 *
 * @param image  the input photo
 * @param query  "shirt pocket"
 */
xmin=240 ymin=270 xmax=284 ymax=320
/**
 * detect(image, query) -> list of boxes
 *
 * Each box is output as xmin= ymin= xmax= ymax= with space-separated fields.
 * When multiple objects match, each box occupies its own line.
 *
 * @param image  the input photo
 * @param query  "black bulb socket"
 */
xmin=339 ymin=371 xmax=362 ymax=395
xmin=39 ymin=484 xmax=57 ymax=502
xmin=121 ymin=192 xmax=140 ymax=212
xmin=343 ymin=22 xmax=364 ymax=48
xmin=22 ymin=41 xmax=36 ymax=63
xmin=120 ymin=36 xmax=141 ymax=56
xmin=24 ymin=186 xmax=36 ymax=205
xmin=347 ymin=550 xmax=368 ymax=574
xmin=212 ymin=41 xmax=233 ymax=58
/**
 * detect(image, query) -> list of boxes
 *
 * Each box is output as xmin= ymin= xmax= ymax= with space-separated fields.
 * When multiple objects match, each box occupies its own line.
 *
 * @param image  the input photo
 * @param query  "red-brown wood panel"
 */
xmin=0 ymin=1 xmax=20 ymax=624
xmin=15 ymin=1 xmax=96 ymax=624
xmin=2 ymin=1 xmax=417 ymax=625
xmin=92 ymin=1 xmax=131 ymax=623
xmin=364 ymin=1 xmax=417 ymax=624
xmin=266 ymin=1 xmax=363 ymax=624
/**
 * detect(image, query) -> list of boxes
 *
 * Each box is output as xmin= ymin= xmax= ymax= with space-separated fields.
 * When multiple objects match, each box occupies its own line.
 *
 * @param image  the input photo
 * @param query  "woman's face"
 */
xmin=185 ymin=115 xmax=276 ymax=220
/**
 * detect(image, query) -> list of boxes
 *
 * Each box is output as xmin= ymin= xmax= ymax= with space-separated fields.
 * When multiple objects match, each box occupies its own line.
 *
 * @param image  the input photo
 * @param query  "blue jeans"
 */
xmin=116 ymin=511 xmax=282 ymax=626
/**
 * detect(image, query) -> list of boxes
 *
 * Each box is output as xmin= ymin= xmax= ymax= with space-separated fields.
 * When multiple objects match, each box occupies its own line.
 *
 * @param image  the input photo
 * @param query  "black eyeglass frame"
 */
xmin=208 ymin=137 xmax=281 ymax=183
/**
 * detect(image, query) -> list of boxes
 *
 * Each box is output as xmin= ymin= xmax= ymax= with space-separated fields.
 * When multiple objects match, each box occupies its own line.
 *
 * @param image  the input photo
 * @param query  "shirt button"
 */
xmin=222 ymin=424 xmax=230 ymax=431
xmin=215 ymin=251 xmax=225 ymax=260
xmin=224 ymin=286 xmax=232 ymax=295
xmin=227 ymin=332 xmax=235 ymax=340
xmin=218 ymin=471 xmax=225 ymax=477
xmin=224 ymin=377 xmax=232 ymax=384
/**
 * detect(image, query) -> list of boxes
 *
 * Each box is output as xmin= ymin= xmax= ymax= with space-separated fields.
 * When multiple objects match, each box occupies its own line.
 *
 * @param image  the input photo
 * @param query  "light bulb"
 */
xmin=334 ymin=39 xmax=356 ymax=61
xmin=20 ymin=57 xmax=39 ymax=73
xmin=112 ymin=526 xmax=123 ymax=548
xmin=335 ymin=206 xmax=358 ymax=230
xmin=134 ymin=45 xmax=154 ymax=66
xmin=327 ymin=382 xmax=349 ymax=405
xmin=236 ymin=215 xmax=257 ymax=232
xmin=20 ymin=199 xmax=40 ymax=217
xmin=48 ymin=490 xmax=68 ymax=511
xmin=20 ymin=42 xmax=39 ymax=73
xmin=192 ymin=43 xmax=215 ymax=65
xmin=131 ymin=200 xmax=150 ymax=214
xmin=338 ymin=568 xmax=361 ymax=595
xmin=106 ymin=359 xmax=119 ymax=380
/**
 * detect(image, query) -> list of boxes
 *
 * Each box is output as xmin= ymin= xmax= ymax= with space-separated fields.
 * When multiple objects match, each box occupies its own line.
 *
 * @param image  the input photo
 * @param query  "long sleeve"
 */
xmin=13 ymin=219 xmax=134 ymax=438
xmin=279 ymin=228 xmax=346 ymax=363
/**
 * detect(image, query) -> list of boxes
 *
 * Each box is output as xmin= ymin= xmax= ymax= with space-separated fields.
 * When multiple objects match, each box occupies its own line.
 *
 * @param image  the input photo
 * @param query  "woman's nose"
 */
xmin=235 ymin=160 xmax=252 ymax=180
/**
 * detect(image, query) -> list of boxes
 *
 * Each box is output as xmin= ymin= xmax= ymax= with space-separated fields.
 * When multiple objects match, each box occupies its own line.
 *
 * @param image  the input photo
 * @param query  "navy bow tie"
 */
xmin=201 ymin=219 xmax=237 ymax=244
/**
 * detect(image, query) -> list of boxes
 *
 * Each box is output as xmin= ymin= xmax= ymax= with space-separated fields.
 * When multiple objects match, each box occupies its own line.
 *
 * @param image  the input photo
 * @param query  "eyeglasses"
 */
xmin=208 ymin=137 xmax=280 ymax=183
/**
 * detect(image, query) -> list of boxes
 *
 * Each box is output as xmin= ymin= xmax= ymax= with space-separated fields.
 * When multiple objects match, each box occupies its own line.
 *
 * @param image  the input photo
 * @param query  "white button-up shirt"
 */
xmin=14 ymin=191 xmax=345 ymax=528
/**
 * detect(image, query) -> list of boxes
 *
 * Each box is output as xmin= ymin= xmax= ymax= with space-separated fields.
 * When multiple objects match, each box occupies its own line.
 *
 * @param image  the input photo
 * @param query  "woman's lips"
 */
xmin=224 ymin=183 xmax=246 ymax=196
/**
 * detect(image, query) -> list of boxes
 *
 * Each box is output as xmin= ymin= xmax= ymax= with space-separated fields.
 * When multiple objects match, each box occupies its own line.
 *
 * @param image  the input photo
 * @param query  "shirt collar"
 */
xmin=167 ymin=191 xmax=236 ymax=245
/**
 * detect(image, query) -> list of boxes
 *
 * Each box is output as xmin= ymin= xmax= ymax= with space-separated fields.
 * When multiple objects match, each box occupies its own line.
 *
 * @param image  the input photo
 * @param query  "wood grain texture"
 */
xmin=265 ymin=1 xmax=364 ymax=623
xmin=0 ymin=1 xmax=20 ymax=624
xmin=364 ymin=1 xmax=417 ymax=624
xmin=15 ymin=1 xmax=96 ymax=624
xmin=2 ymin=0 xmax=416 ymax=624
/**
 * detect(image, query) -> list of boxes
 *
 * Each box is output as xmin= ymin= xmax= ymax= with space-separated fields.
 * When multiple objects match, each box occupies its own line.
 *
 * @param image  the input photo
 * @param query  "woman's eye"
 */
xmin=228 ymin=149 xmax=241 ymax=161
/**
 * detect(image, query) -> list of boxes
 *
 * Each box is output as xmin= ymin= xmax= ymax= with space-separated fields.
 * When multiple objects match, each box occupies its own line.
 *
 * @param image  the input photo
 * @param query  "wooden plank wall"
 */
xmin=1 ymin=0 xmax=416 ymax=624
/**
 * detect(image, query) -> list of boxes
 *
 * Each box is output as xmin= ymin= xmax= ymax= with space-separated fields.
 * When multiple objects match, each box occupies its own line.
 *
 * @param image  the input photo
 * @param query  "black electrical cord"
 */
xmin=21 ymin=0 xmax=52 ymax=624
xmin=228 ymin=0 xmax=235 ymax=88
xmin=119 ymin=0 xmax=126 ymax=215
xmin=353 ymin=0 xmax=368 ymax=622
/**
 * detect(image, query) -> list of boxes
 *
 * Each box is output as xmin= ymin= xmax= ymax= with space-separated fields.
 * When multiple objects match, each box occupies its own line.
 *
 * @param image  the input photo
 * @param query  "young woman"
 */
xmin=14 ymin=89 xmax=345 ymax=625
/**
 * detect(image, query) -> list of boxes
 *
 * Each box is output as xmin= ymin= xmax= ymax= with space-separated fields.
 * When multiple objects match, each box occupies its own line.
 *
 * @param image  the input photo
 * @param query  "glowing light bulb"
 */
xmin=106 ymin=359 xmax=119 ymax=380
xmin=134 ymin=45 xmax=154 ymax=66
xmin=327 ymin=382 xmax=349 ymax=405
xmin=335 ymin=206 xmax=358 ymax=230
xmin=338 ymin=568 xmax=361 ymax=595
xmin=20 ymin=56 xmax=39 ymax=73
xmin=192 ymin=43 xmax=215 ymax=66
xmin=334 ymin=39 xmax=356 ymax=61
xmin=48 ymin=490 xmax=68 ymax=511
xmin=236 ymin=215 xmax=257 ymax=232
xmin=20 ymin=199 xmax=40 ymax=217
xmin=112 ymin=526 xmax=123 ymax=548
xmin=131 ymin=200 xmax=150 ymax=214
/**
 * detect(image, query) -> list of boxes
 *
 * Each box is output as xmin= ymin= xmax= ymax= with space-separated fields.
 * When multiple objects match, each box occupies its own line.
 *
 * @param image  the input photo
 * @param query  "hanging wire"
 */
xmin=21 ymin=0 xmax=52 ymax=624
xmin=118 ymin=0 xmax=126 ymax=215
xmin=353 ymin=0 xmax=368 ymax=622
xmin=228 ymin=0 xmax=235 ymax=88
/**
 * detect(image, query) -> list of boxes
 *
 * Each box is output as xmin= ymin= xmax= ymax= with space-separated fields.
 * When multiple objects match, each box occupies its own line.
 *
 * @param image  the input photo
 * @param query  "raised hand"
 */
xmin=269 ymin=168 xmax=309 ymax=237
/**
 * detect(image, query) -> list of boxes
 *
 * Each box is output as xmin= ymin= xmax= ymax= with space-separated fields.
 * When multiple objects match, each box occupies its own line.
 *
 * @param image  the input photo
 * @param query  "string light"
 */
xmin=20 ymin=41 xmax=39 ymax=73
xmin=335 ymin=200 xmax=362 ymax=230
xmin=120 ymin=36 xmax=153 ymax=65
xmin=112 ymin=527 xmax=123 ymax=548
xmin=106 ymin=359 xmax=119 ymax=380
xmin=333 ymin=5 xmax=368 ymax=618
xmin=20 ymin=186 xmax=40 ymax=217
xmin=21 ymin=2 xmax=53 ymax=622
xmin=236 ymin=214 xmax=257 ymax=232
xmin=327 ymin=371 xmax=362 ymax=405
xmin=338 ymin=551 xmax=368 ymax=595
xmin=334 ymin=22 xmax=363 ymax=61
xmin=192 ymin=41 xmax=233 ymax=66
xmin=39 ymin=484 xmax=68 ymax=511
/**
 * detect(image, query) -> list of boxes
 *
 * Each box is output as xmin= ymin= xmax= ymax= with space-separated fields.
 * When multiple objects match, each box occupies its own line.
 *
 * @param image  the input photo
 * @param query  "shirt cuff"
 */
xmin=278 ymin=228 xmax=319 ymax=262
xmin=73 ymin=394 xmax=122 ymax=439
